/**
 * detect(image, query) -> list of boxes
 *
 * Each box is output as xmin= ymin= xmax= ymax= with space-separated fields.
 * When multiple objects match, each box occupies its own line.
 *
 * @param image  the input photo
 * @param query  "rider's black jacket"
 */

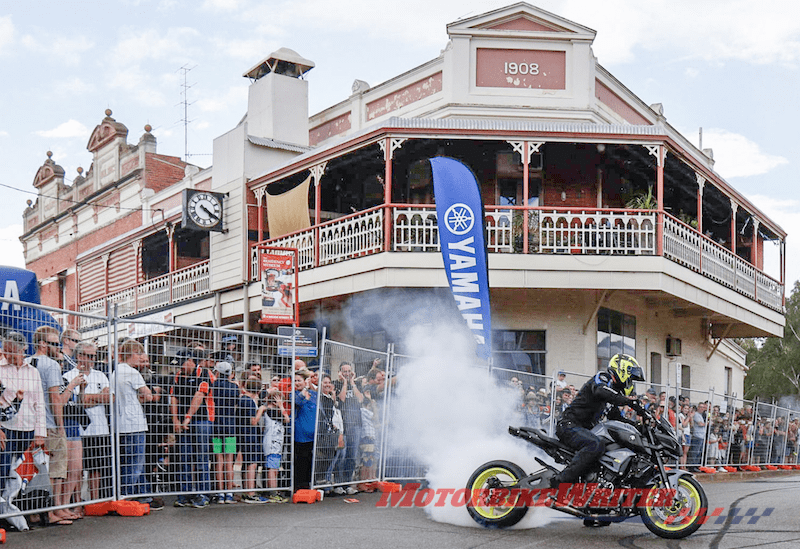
xmin=560 ymin=371 xmax=637 ymax=429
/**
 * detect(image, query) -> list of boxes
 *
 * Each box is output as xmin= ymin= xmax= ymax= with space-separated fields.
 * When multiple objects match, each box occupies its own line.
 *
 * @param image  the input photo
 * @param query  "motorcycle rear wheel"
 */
xmin=640 ymin=475 xmax=707 ymax=539
xmin=465 ymin=460 xmax=529 ymax=528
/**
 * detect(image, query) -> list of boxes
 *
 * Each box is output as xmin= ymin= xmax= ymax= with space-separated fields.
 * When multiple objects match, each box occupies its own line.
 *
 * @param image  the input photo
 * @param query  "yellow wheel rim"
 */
xmin=469 ymin=467 xmax=521 ymax=520
xmin=644 ymin=477 xmax=703 ymax=532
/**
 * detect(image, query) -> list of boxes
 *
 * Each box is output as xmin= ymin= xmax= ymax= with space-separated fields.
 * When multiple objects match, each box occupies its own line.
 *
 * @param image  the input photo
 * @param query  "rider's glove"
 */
xmin=629 ymin=399 xmax=647 ymax=417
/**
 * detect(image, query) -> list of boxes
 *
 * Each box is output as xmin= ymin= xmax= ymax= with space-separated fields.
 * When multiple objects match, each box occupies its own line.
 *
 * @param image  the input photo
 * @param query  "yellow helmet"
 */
xmin=607 ymin=354 xmax=645 ymax=396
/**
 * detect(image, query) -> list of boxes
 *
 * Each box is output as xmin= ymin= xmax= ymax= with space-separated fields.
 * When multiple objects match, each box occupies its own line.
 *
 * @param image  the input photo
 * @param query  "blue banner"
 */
xmin=429 ymin=157 xmax=492 ymax=359
xmin=1 ymin=266 xmax=61 ymax=352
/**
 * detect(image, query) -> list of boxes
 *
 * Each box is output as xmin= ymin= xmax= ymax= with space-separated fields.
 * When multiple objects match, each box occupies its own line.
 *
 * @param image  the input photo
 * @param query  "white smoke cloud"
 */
xmin=386 ymin=318 xmax=558 ymax=528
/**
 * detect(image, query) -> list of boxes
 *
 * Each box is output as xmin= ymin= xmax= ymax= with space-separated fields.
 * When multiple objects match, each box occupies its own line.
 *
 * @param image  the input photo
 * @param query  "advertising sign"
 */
xmin=258 ymin=247 xmax=298 ymax=325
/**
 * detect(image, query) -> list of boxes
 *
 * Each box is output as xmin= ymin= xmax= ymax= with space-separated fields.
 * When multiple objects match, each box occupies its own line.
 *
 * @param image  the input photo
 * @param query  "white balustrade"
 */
xmin=172 ymin=261 xmax=210 ymax=303
xmin=663 ymin=216 xmax=702 ymax=271
xmin=538 ymin=210 xmax=656 ymax=255
xmin=268 ymin=233 xmax=315 ymax=271
xmin=756 ymin=272 xmax=783 ymax=311
xmin=319 ymin=208 xmax=383 ymax=265
xmin=393 ymin=208 xmax=439 ymax=252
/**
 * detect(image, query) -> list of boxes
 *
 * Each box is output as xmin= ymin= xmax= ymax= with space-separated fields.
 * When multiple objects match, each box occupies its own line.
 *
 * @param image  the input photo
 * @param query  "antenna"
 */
xmin=176 ymin=64 xmax=197 ymax=162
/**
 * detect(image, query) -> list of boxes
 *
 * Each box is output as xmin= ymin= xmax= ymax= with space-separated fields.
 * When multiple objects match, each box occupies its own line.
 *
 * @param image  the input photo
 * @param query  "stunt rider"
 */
xmin=550 ymin=354 xmax=646 ymax=491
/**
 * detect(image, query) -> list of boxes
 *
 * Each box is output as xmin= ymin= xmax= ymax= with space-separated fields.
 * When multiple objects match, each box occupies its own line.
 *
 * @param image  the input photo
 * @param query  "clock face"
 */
xmin=187 ymin=192 xmax=222 ymax=229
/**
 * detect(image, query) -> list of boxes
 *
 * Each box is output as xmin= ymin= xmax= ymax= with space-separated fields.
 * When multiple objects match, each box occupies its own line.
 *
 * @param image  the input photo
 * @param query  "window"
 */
xmin=681 ymin=364 xmax=691 ymax=398
xmin=650 ymin=352 xmax=662 ymax=386
xmin=596 ymin=308 xmax=636 ymax=370
xmin=492 ymin=330 xmax=546 ymax=375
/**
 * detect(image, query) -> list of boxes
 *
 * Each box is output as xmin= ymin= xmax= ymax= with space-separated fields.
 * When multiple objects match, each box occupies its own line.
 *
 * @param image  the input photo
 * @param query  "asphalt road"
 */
xmin=5 ymin=474 xmax=800 ymax=549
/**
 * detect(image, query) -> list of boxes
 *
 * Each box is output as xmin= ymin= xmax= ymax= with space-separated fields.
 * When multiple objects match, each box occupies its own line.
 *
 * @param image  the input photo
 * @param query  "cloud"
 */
xmin=0 ymin=130 xmax=8 ymax=138
xmin=214 ymin=36 xmax=278 ymax=60
xmin=20 ymin=33 xmax=94 ymax=66
xmin=60 ymin=77 xmax=91 ymax=95
xmin=561 ymin=0 xmax=800 ymax=67
xmin=111 ymin=27 xmax=201 ymax=65
xmin=682 ymin=128 xmax=788 ymax=179
xmin=202 ymin=0 xmax=245 ymax=10
xmin=0 ymin=225 xmax=25 ymax=269
xmin=0 ymin=16 xmax=14 ymax=55
xmin=34 ymin=120 xmax=90 ymax=139
xmin=195 ymin=85 xmax=247 ymax=113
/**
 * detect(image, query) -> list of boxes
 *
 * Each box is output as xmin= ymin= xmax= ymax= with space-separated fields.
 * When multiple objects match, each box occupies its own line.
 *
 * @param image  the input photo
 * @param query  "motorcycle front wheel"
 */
xmin=465 ymin=460 xmax=529 ymax=528
xmin=640 ymin=474 xmax=708 ymax=539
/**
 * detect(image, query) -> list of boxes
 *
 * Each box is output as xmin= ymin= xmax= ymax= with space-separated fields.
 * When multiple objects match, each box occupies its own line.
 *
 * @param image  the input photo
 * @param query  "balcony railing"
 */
xmin=250 ymin=205 xmax=783 ymax=312
xmin=78 ymin=260 xmax=210 ymax=330
xmin=79 ymin=206 xmax=783 ymax=324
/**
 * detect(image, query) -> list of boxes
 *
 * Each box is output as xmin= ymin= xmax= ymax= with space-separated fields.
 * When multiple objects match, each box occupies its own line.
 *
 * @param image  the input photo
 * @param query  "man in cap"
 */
xmin=170 ymin=348 xmax=215 ymax=508
xmin=211 ymin=361 xmax=238 ymax=504
xmin=220 ymin=335 xmax=240 ymax=371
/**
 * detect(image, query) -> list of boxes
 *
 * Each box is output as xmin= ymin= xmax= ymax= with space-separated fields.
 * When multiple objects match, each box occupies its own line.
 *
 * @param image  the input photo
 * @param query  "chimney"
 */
xmin=243 ymin=48 xmax=315 ymax=146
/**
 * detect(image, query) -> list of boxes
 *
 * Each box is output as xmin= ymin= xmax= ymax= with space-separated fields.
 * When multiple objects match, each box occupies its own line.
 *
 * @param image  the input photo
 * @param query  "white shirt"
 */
xmin=0 ymin=357 xmax=47 ymax=437
xmin=109 ymin=362 xmax=147 ymax=434
xmin=64 ymin=367 xmax=110 ymax=436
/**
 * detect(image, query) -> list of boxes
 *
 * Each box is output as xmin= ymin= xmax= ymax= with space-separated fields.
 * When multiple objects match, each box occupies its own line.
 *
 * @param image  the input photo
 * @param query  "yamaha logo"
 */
xmin=444 ymin=203 xmax=475 ymax=235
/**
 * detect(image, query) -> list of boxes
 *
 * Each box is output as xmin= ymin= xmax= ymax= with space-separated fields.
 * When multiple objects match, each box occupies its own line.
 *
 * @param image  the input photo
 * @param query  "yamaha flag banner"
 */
xmin=429 ymin=157 xmax=492 ymax=359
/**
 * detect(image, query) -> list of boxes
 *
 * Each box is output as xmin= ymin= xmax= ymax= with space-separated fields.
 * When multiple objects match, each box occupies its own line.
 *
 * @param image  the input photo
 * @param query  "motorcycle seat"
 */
xmin=515 ymin=426 xmax=573 ymax=452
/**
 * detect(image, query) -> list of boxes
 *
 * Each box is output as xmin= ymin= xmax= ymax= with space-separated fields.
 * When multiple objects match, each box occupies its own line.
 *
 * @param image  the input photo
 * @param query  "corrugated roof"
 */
xmin=247 ymin=135 xmax=313 ymax=153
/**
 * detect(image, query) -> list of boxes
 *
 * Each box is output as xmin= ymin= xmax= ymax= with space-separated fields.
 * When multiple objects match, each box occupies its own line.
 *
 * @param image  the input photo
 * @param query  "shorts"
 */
xmin=265 ymin=453 xmax=281 ymax=470
xmin=238 ymin=436 xmax=263 ymax=465
xmin=359 ymin=437 xmax=376 ymax=469
xmin=82 ymin=435 xmax=111 ymax=472
xmin=47 ymin=428 xmax=68 ymax=479
xmin=212 ymin=436 xmax=237 ymax=455
xmin=683 ymin=434 xmax=691 ymax=446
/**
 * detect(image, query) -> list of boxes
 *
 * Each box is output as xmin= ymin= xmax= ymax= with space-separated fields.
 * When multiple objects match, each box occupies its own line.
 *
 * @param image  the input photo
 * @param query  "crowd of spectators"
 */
xmin=0 ymin=328 xmax=398 ymax=528
xmin=504 ymin=370 xmax=800 ymax=472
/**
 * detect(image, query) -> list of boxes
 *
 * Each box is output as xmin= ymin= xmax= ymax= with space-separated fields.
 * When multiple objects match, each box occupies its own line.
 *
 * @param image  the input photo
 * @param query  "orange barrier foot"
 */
xmin=375 ymin=482 xmax=401 ymax=493
xmin=83 ymin=500 xmax=149 ymax=517
xmin=698 ymin=466 xmax=717 ymax=474
xmin=293 ymin=489 xmax=322 ymax=504
xmin=1 ymin=528 xmax=5 ymax=544
xmin=724 ymin=466 xmax=738 ymax=472
xmin=84 ymin=502 xmax=114 ymax=516
xmin=765 ymin=465 xmax=779 ymax=471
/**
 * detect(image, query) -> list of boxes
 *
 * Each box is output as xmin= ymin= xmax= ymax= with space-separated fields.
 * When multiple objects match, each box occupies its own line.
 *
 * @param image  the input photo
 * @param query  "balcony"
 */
xmin=250 ymin=205 xmax=784 ymax=313
xmin=78 ymin=260 xmax=210 ymax=329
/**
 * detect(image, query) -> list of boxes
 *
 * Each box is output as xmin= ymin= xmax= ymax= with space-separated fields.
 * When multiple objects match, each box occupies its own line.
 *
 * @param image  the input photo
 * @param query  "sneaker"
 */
xmin=332 ymin=487 xmax=346 ymax=496
xmin=150 ymin=497 xmax=165 ymax=510
xmin=344 ymin=486 xmax=358 ymax=495
xmin=242 ymin=494 xmax=268 ymax=504
xmin=190 ymin=495 xmax=209 ymax=508
xmin=224 ymin=493 xmax=236 ymax=504
xmin=213 ymin=495 xmax=226 ymax=504
xmin=268 ymin=494 xmax=288 ymax=504
xmin=174 ymin=496 xmax=190 ymax=508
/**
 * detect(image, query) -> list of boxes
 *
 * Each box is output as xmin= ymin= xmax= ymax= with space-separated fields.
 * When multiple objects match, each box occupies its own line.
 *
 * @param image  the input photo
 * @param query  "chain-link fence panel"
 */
xmin=377 ymin=353 xmax=428 ymax=482
xmin=311 ymin=340 xmax=388 ymax=493
xmin=1 ymin=297 xmax=115 ymax=528
xmin=117 ymin=319 xmax=297 ymax=507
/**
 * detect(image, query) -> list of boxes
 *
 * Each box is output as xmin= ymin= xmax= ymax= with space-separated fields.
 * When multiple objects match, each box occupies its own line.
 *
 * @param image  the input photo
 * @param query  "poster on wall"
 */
xmin=258 ymin=247 xmax=299 ymax=325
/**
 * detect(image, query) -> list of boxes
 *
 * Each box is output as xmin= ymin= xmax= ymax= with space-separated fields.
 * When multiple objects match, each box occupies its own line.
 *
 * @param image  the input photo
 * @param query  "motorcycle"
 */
xmin=466 ymin=412 xmax=707 ymax=539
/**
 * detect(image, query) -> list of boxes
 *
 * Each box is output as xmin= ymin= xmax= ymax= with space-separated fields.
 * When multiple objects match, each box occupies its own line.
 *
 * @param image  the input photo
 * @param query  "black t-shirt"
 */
xmin=333 ymin=379 xmax=362 ymax=429
xmin=171 ymin=367 xmax=214 ymax=422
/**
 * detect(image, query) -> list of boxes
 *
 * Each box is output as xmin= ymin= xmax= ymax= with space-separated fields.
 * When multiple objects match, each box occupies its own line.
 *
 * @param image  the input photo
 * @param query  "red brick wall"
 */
xmin=144 ymin=153 xmax=187 ymax=193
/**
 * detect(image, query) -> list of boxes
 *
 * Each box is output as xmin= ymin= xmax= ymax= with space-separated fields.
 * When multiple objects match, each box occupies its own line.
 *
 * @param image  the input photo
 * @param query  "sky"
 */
xmin=0 ymin=0 xmax=797 ymax=290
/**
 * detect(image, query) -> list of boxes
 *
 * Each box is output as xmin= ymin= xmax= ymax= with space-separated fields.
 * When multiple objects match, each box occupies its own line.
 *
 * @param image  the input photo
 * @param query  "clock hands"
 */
xmin=199 ymin=203 xmax=219 ymax=222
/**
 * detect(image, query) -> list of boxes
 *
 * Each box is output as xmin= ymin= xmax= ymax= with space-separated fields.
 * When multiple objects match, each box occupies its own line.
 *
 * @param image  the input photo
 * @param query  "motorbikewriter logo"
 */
xmin=376 ymin=484 xmax=776 ymax=524
xmin=376 ymin=483 xmax=675 ymax=509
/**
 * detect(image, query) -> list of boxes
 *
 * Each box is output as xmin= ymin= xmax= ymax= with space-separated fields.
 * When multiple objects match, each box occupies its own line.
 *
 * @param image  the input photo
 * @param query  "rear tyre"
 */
xmin=466 ymin=460 xmax=529 ymax=528
xmin=640 ymin=475 xmax=707 ymax=539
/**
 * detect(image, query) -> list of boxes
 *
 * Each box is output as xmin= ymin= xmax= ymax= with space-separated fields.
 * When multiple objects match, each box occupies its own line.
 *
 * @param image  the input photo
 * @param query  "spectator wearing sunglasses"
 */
xmin=63 ymin=341 xmax=111 ymax=501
